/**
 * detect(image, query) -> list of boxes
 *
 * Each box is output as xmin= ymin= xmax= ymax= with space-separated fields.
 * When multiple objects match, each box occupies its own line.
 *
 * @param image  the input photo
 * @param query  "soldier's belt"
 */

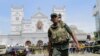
xmin=52 ymin=41 xmax=68 ymax=45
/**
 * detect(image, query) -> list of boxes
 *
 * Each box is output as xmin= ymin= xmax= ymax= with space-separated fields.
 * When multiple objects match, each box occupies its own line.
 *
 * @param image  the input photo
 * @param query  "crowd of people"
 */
xmin=68 ymin=41 xmax=95 ymax=54
xmin=6 ymin=41 xmax=95 ymax=56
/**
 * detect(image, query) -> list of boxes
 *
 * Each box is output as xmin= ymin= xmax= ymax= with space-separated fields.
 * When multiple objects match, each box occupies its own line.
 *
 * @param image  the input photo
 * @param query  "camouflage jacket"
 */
xmin=48 ymin=21 xmax=73 ymax=50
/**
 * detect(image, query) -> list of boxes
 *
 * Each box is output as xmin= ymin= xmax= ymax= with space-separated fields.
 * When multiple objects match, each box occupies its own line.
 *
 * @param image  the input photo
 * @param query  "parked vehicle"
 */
xmin=6 ymin=46 xmax=27 ymax=56
xmin=0 ymin=45 xmax=7 ymax=55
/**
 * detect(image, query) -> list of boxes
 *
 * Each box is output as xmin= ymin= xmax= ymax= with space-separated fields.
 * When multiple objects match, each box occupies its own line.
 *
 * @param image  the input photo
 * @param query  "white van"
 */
xmin=0 ymin=45 xmax=7 ymax=55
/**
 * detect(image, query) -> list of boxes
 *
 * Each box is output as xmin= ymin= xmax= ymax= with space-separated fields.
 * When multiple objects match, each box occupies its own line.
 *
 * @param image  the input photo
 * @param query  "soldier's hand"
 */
xmin=76 ymin=44 xmax=80 ymax=51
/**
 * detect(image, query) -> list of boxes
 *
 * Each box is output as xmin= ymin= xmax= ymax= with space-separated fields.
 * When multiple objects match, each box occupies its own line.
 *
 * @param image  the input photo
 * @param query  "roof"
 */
xmin=31 ymin=12 xmax=48 ymax=18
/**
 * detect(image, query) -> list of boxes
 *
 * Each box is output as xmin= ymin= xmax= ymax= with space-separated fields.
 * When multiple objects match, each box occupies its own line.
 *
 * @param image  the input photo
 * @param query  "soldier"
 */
xmin=48 ymin=13 xmax=79 ymax=56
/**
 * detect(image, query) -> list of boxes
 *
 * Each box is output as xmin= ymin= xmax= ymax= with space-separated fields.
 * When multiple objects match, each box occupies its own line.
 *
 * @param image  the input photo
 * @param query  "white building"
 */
xmin=11 ymin=6 xmax=66 ymax=35
xmin=0 ymin=7 xmax=66 ymax=46
xmin=0 ymin=6 xmax=88 ymax=46
xmin=69 ymin=25 xmax=88 ymax=41
xmin=93 ymin=0 xmax=100 ymax=40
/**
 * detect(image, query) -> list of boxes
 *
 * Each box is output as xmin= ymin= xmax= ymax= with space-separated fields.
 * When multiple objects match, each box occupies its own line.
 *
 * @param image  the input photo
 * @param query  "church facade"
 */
xmin=0 ymin=7 xmax=66 ymax=46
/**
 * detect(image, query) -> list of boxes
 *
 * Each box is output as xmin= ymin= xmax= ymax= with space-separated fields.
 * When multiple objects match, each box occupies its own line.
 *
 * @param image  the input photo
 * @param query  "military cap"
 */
xmin=50 ymin=13 xmax=58 ymax=19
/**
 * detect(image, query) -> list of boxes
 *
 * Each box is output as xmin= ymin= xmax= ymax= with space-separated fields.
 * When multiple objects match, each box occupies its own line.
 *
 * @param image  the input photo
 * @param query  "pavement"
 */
xmin=3 ymin=51 xmax=100 ymax=56
xmin=27 ymin=53 xmax=100 ymax=56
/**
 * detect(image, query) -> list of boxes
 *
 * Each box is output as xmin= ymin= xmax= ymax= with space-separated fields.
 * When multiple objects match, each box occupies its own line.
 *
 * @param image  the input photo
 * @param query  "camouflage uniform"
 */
xmin=48 ymin=22 xmax=73 ymax=56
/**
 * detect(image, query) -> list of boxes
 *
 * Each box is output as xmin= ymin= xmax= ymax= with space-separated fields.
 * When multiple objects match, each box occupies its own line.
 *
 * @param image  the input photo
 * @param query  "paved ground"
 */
xmin=27 ymin=53 xmax=100 ymax=56
xmin=3 ymin=53 xmax=100 ymax=56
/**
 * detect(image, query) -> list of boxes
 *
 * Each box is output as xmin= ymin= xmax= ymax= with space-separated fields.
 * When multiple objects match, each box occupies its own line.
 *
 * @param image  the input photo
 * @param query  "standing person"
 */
xmin=11 ymin=48 xmax=16 ymax=56
xmin=48 ymin=13 xmax=79 ymax=56
xmin=25 ymin=45 xmax=30 ymax=56
xmin=71 ymin=42 xmax=76 ymax=53
xmin=68 ymin=43 xmax=72 ymax=53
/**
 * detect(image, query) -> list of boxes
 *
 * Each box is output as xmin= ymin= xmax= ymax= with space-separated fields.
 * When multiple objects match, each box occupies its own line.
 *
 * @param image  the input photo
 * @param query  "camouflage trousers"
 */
xmin=52 ymin=48 xmax=68 ymax=56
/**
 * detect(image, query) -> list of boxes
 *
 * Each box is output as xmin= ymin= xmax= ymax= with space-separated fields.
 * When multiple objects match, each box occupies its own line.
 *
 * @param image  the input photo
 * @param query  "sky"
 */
xmin=0 ymin=0 xmax=96 ymax=34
